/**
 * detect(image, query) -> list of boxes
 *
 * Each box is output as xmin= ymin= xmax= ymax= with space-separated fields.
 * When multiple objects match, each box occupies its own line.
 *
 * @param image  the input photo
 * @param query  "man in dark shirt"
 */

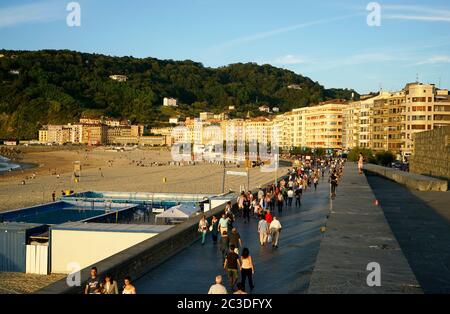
xmin=229 ymin=228 xmax=242 ymax=253
xmin=223 ymin=245 xmax=241 ymax=289
xmin=220 ymin=230 xmax=229 ymax=262
xmin=84 ymin=267 xmax=101 ymax=294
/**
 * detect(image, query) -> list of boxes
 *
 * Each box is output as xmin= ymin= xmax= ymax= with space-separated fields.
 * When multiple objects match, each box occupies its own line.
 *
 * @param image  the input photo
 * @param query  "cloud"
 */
xmin=209 ymin=13 xmax=361 ymax=51
xmin=0 ymin=0 xmax=63 ymax=29
xmin=382 ymin=4 xmax=450 ymax=23
xmin=415 ymin=55 xmax=450 ymax=65
xmin=273 ymin=54 xmax=305 ymax=65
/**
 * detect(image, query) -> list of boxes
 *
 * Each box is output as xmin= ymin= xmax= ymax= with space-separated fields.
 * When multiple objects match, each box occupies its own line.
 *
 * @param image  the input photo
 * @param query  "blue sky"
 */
xmin=1 ymin=0 xmax=450 ymax=93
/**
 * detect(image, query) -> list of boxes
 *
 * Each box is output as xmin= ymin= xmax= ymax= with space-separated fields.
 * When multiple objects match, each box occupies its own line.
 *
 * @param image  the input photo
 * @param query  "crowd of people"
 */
xmin=84 ymin=267 xmax=137 ymax=295
xmin=204 ymin=155 xmax=347 ymax=294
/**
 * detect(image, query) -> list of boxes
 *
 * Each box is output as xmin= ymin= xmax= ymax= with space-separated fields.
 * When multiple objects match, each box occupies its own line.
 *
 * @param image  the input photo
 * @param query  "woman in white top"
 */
xmin=122 ymin=276 xmax=136 ymax=294
xmin=198 ymin=215 xmax=209 ymax=245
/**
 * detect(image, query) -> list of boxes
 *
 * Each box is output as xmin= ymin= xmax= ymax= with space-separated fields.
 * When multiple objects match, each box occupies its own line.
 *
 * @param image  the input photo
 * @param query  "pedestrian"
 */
xmin=287 ymin=188 xmax=294 ymax=207
xmin=269 ymin=217 xmax=282 ymax=248
xmin=358 ymin=153 xmax=364 ymax=175
xmin=276 ymin=192 xmax=284 ymax=215
xmin=258 ymin=216 xmax=269 ymax=246
xmin=218 ymin=213 xmax=229 ymax=235
xmin=208 ymin=275 xmax=228 ymax=294
xmin=237 ymin=192 xmax=245 ymax=217
xmin=265 ymin=210 xmax=273 ymax=225
xmin=101 ymin=274 xmax=119 ymax=294
xmin=314 ymin=176 xmax=319 ymax=191
xmin=330 ymin=171 xmax=338 ymax=199
xmin=243 ymin=195 xmax=251 ymax=224
xmin=229 ymin=228 xmax=243 ymax=254
xmin=240 ymin=248 xmax=255 ymax=292
xmin=122 ymin=276 xmax=137 ymax=294
xmin=295 ymin=187 xmax=302 ymax=207
xmin=198 ymin=215 xmax=209 ymax=245
xmin=224 ymin=244 xmax=241 ymax=289
xmin=211 ymin=215 xmax=219 ymax=244
xmin=84 ymin=267 xmax=101 ymax=294
xmin=52 ymin=191 xmax=56 ymax=202
xmin=220 ymin=230 xmax=230 ymax=262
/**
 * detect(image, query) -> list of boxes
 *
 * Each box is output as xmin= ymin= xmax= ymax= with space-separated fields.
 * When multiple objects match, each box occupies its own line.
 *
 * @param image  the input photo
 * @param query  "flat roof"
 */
xmin=51 ymin=222 xmax=173 ymax=233
xmin=0 ymin=222 xmax=46 ymax=231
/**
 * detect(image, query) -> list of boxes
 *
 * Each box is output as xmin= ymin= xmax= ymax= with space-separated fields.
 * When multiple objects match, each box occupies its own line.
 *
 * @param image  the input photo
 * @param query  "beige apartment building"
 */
xmin=299 ymin=100 xmax=347 ymax=149
xmin=343 ymin=83 xmax=450 ymax=157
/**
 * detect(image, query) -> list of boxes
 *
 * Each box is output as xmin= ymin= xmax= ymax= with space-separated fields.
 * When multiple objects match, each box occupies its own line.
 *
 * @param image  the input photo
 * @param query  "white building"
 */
xmin=163 ymin=97 xmax=178 ymax=107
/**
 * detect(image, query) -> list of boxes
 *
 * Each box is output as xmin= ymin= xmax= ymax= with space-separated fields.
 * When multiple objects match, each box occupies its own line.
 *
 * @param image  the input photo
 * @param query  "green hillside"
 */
xmin=0 ymin=49 xmax=358 ymax=139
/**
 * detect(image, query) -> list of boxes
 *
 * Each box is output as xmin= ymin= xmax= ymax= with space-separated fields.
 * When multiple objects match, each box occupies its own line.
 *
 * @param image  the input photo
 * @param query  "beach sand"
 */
xmin=0 ymin=146 xmax=288 ymax=212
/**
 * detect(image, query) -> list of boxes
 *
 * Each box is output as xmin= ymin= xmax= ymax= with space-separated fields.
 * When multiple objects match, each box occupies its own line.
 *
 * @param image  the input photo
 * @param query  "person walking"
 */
xmin=208 ymin=275 xmax=228 ymax=294
xmin=198 ymin=215 xmax=209 ymax=245
xmin=269 ymin=217 xmax=282 ymax=248
xmin=242 ymin=195 xmax=251 ymax=224
xmin=220 ymin=230 xmax=230 ymax=262
xmin=101 ymin=274 xmax=119 ymax=294
xmin=287 ymin=188 xmax=294 ymax=207
xmin=224 ymin=245 xmax=241 ymax=289
xmin=240 ymin=248 xmax=255 ymax=292
xmin=84 ymin=267 xmax=101 ymax=294
xmin=211 ymin=215 xmax=219 ymax=244
xmin=313 ymin=176 xmax=319 ymax=191
xmin=295 ymin=187 xmax=302 ymax=207
xmin=52 ymin=191 xmax=56 ymax=202
xmin=276 ymin=192 xmax=284 ymax=215
xmin=229 ymin=228 xmax=243 ymax=254
xmin=122 ymin=276 xmax=137 ymax=294
xmin=358 ymin=153 xmax=364 ymax=175
xmin=257 ymin=216 xmax=269 ymax=246
xmin=330 ymin=171 xmax=338 ymax=199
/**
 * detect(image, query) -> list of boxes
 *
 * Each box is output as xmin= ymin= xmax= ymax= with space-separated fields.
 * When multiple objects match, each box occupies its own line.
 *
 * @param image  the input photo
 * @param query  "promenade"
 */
xmin=135 ymin=175 xmax=331 ymax=294
xmin=308 ymin=163 xmax=421 ymax=294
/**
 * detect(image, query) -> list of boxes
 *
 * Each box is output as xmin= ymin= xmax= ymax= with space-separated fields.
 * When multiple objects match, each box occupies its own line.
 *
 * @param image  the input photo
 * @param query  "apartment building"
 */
xmin=342 ymin=83 xmax=450 ymax=157
xmin=300 ymin=101 xmax=347 ymax=149
xmin=403 ymin=83 xmax=450 ymax=155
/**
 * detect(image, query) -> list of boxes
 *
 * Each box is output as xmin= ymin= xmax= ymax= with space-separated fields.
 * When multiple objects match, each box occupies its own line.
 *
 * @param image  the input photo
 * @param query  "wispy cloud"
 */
xmin=415 ymin=55 xmax=450 ymax=65
xmin=272 ymin=54 xmax=306 ymax=65
xmin=209 ymin=14 xmax=361 ymax=51
xmin=0 ymin=0 xmax=63 ymax=29
xmin=383 ymin=4 xmax=450 ymax=23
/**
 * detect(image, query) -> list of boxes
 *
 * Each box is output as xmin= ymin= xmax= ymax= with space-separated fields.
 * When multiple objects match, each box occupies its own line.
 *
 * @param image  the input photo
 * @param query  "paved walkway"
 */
xmin=366 ymin=173 xmax=450 ymax=294
xmin=308 ymin=163 xmax=421 ymax=294
xmin=135 ymin=176 xmax=331 ymax=294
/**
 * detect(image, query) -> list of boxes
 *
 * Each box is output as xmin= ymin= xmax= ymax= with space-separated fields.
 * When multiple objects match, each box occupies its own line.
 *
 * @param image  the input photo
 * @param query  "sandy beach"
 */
xmin=0 ymin=146 xmax=288 ymax=212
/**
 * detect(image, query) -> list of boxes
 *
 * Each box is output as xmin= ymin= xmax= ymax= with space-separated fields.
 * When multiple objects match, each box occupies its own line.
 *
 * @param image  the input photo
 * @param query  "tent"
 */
xmin=155 ymin=204 xmax=199 ymax=224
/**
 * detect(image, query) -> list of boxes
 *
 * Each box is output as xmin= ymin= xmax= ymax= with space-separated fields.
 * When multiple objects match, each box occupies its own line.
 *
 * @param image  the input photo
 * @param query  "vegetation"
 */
xmin=375 ymin=151 xmax=395 ymax=167
xmin=348 ymin=147 xmax=395 ymax=167
xmin=0 ymin=49 xmax=358 ymax=139
xmin=348 ymin=147 xmax=377 ymax=164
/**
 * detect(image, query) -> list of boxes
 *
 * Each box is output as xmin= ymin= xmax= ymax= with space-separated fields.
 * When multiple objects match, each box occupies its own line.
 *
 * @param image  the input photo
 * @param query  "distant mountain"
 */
xmin=0 ymin=49 xmax=358 ymax=139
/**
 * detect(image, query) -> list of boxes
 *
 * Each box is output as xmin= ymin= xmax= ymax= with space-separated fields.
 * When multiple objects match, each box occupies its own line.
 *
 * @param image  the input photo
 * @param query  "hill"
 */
xmin=0 ymin=49 xmax=358 ymax=139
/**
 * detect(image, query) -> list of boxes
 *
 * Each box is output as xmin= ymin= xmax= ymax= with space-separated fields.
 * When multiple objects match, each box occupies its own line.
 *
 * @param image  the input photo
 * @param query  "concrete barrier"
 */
xmin=364 ymin=164 xmax=448 ymax=192
xmin=37 ymin=176 xmax=287 ymax=294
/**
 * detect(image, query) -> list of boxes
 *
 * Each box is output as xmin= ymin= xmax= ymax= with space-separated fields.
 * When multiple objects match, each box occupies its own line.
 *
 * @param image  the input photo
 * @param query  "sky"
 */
xmin=1 ymin=0 xmax=450 ymax=94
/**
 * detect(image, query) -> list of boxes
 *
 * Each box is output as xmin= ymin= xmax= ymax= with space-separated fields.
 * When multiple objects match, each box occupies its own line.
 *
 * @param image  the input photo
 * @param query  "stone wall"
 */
xmin=410 ymin=127 xmax=450 ymax=180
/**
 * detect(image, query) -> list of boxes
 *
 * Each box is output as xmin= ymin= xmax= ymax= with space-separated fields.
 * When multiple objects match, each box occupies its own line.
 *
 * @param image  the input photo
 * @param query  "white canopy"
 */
xmin=155 ymin=204 xmax=199 ymax=223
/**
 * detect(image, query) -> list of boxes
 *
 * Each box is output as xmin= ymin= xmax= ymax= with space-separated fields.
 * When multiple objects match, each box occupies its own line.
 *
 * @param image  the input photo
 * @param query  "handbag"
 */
xmin=209 ymin=225 xmax=213 ymax=232
xmin=267 ymin=235 xmax=272 ymax=243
